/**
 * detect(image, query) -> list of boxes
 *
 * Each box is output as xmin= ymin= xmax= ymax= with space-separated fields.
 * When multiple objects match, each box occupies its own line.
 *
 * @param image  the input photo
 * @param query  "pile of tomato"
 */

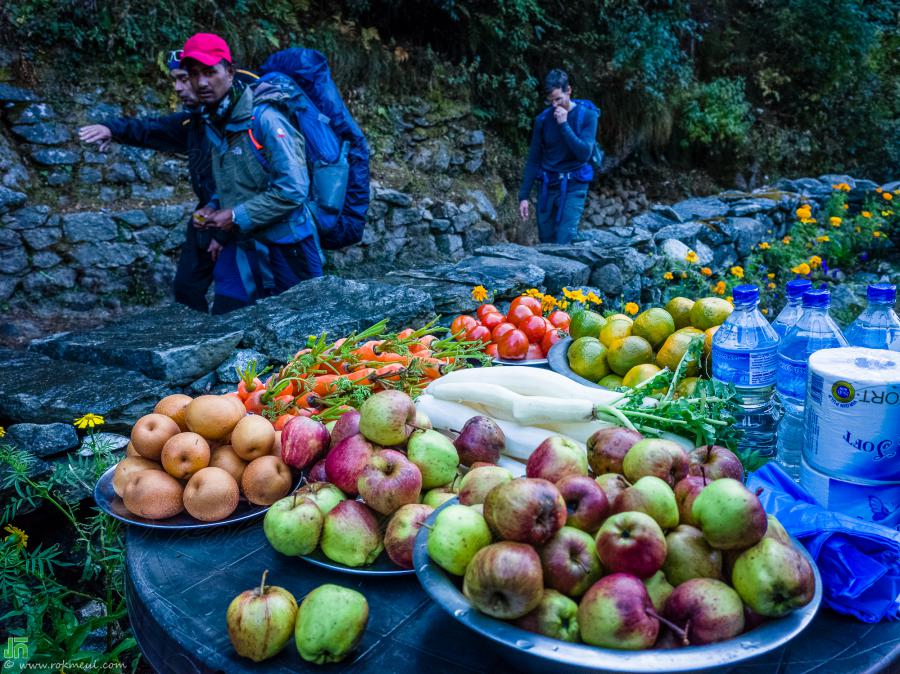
xmin=450 ymin=296 xmax=571 ymax=360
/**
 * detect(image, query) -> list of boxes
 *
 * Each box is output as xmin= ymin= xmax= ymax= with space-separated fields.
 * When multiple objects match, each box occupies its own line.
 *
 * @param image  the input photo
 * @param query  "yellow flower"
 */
xmin=0 ymin=426 xmax=4 ymax=439
xmin=829 ymin=217 xmax=841 ymax=227
xmin=832 ymin=183 xmax=851 ymax=192
xmin=782 ymin=236 xmax=792 ymax=245
xmin=730 ymin=266 xmax=744 ymax=279
xmin=74 ymin=413 xmax=105 ymax=430
xmin=557 ymin=299 xmax=569 ymax=310
xmin=471 ymin=285 xmax=488 ymax=302
xmin=816 ymin=235 xmax=830 ymax=243
xmin=883 ymin=210 xmax=894 ymax=217
xmin=874 ymin=231 xmax=883 ymax=238
xmin=767 ymin=282 xmax=776 ymax=290
xmin=685 ymin=250 xmax=699 ymax=264
xmin=762 ymin=308 xmax=769 ymax=315
xmin=712 ymin=281 xmax=726 ymax=295
xmin=809 ymin=255 xmax=822 ymax=269
xmin=586 ymin=291 xmax=602 ymax=305
xmin=795 ymin=206 xmax=811 ymax=219
xmin=876 ymin=187 xmax=884 ymax=193
xmin=569 ymin=289 xmax=587 ymax=303
xmin=624 ymin=302 xmax=640 ymax=316
xmin=663 ymin=271 xmax=674 ymax=280
xmin=4 ymin=524 xmax=27 ymax=550
xmin=726 ymin=296 xmax=734 ymax=305
xmin=791 ymin=263 xmax=811 ymax=275
xmin=759 ymin=241 xmax=771 ymax=250
xmin=541 ymin=295 xmax=558 ymax=313
xmin=767 ymin=273 xmax=776 ymax=279
xmin=842 ymin=204 xmax=849 ymax=210
xmin=524 ymin=288 xmax=543 ymax=299
xmin=862 ymin=211 xmax=872 ymax=218
xmin=562 ymin=287 xmax=575 ymax=300
xmin=884 ymin=192 xmax=894 ymax=201
xmin=700 ymin=267 xmax=712 ymax=277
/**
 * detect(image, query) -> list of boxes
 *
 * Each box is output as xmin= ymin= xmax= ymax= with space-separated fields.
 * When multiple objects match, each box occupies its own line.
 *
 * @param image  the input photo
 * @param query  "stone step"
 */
xmin=473 ymin=244 xmax=590 ymax=294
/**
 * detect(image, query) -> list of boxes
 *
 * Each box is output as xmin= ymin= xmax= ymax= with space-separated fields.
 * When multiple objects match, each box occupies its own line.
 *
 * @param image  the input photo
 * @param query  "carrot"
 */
xmin=418 ymin=335 xmax=438 ymax=348
xmin=294 ymin=392 xmax=321 ymax=409
xmin=237 ymin=377 xmax=262 ymax=400
xmin=372 ymin=351 xmax=410 ymax=365
xmin=373 ymin=363 xmax=405 ymax=381
xmin=244 ymin=389 xmax=266 ymax=414
xmin=274 ymin=393 xmax=294 ymax=406
xmin=397 ymin=328 xmax=415 ymax=340
xmin=354 ymin=340 xmax=382 ymax=361
xmin=274 ymin=414 xmax=294 ymax=431
xmin=415 ymin=357 xmax=448 ymax=379
xmin=311 ymin=375 xmax=340 ymax=396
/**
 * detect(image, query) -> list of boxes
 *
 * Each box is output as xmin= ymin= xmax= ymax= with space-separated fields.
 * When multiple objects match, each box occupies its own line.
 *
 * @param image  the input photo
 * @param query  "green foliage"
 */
xmin=0 ymin=432 xmax=138 ymax=670
xmin=677 ymin=78 xmax=753 ymax=154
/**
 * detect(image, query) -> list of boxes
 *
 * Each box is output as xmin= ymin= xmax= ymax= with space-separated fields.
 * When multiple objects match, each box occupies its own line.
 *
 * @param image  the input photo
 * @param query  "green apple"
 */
xmin=295 ymin=584 xmax=369 ymax=664
xmin=320 ymin=500 xmax=383 ymax=567
xmin=426 ymin=504 xmax=492 ymax=575
xmin=293 ymin=481 xmax=346 ymax=515
xmin=691 ymin=478 xmax=767 ymax=550
xmin=613 ymin=476 xmax=679 ymax=530
xmin=407 ymin=429 xmax=460 ymax=490
xmin=732 ymin=538 xmax=815 ymax=617
xmin=662 ymin=524 xmax=723 ymax=586
xmin=264 ymin=494 xmax=323 ymax=556
xmin=422 ymin=486 xmax=457 ymax=508
xmin=642 ymin=570 xmax=674 ymax=613
xmin=227 ymin=571 xmax=297 ymax=662
xmin=513 ymin=589 xmax=580 ymax=642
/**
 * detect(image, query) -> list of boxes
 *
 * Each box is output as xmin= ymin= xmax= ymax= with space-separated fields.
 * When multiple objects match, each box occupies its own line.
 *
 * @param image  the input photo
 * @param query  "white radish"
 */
xmin=497 ymin=454 xmax=527 ymax=477
xmin=429 ymin=382 xmax=595 ymax=426
xmin=534 ymin=419 xmax=695 ymax=453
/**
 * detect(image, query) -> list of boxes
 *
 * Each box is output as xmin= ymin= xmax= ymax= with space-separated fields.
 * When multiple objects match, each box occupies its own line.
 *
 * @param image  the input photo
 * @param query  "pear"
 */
xmin=662 ymin=525 xmax=723 ymax=586
xmin=691 ymin=478 xmax=767 ymax=550
xmin=226 ymin=571 xmax=297 ymax=662
xmin=295 ymin=584 xmax=369 ymax=664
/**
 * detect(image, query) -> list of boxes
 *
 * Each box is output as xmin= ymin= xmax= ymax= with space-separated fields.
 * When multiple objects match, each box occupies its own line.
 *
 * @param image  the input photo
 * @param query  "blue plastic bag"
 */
xmin=748 ymin=463 xmax=900 ymax=623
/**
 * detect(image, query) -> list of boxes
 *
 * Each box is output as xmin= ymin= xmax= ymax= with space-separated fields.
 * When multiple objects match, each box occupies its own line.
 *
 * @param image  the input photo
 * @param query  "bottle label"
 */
xmin=712 ymin=345 xmax=778 ymax=387
xmin=776 ymin=354 xmax=808 ymax=400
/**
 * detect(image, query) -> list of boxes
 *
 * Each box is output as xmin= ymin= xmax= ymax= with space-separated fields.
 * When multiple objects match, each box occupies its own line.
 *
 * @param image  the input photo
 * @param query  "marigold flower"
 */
xmin=74 ymin=413 xmax=105 ymax=430
xmin=0 ymin=426 xmax=4 ymax=439
xmin=4 ymin=524 xmax=27 ymax=550
xmin=713 ymin=281 xmax=726 ymax=295
xmin=700 ymin=267 xmax=712 ymax=277
xmin=862 ymin=211 xmax=872 ymax=218
xmin=767 ymin=282 xmax=776 ymax=290
xmin=842 ymin=204 xmax=849 ymax=210
xmin=562 ymin=287 xmax=575 ymax=300
xmin=767 ymin=273 xmax=776 ymax=279
xmin=685 ymin=250 xmax=699 ymax=264
xmin=541 ymin=295 xmax=558 ymax=313
xmin=816 ymin=235 xmax=830 ymax=243
xmin=524 ymin=288 xmax=543 ymax=299
xmin=586 ymin=291 xmax=602 ymax=305
xmin=829 ymin=217 xmax=841 ymax=227
xmin=726 ymin=296 xmax=734 ymax=305
xmin=795 ymin=205 xmax=811 ymax=219
xmin=884 ymin=192 xmax=894 ymax=201
xmin=730 ymin=266 xmax=744 ymax=279
xmin=759 ymin=241 xmax=771 ymax=250
xmin=874 ymin=231 xmax=883 ymax=238
xmin=791 ymin=263 xmax=811 ymax=275
xmin=624 ymin=302 xmax=640 ymax=315
xmin=762 ymin=308 xmax=769 ymax=315
xmin=569 ymin=289 xmax=587 ymax=303
xmin=663 ymin=272 xmax=674 ymax=280
xmin=557 ymin=299 xmax=569 ymax=310
xmin=782 ymin=236 xmax=792 ymax=245
xmin=809 ymin=255 xmax=822 ymax=269
xmin=471 ymin=285 xmax=488 ymax=302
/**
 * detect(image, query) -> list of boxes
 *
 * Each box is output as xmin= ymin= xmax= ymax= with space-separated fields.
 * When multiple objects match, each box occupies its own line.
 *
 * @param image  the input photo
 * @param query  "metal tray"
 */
xmin=413 ymin=498 xmax=823 ymax=674
xmin=94 ymin=465 xmax=299 ymax=531
xmin=300 ymin=545 xmax=413 ymax=576
xmin=546 ymin=337 xmax=611 ymax=389
xmin=492 ymin=356 xmax=549 ymax=367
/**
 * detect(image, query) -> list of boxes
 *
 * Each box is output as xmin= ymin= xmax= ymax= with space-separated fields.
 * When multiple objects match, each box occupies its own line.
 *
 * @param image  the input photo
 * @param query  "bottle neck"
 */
xmin=786 ymin=296 xmax=804 ymax=307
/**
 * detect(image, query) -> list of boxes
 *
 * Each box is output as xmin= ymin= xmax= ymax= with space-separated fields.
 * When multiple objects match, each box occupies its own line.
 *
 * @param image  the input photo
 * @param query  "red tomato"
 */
xmin=484 ymin=343 xmax=499 ymax=358
xmin=548 ymin=310 xmax=571 ymax=329
xmin=541 ymin=328 xmax=565 ymax=355
xmin=521 ymin=314 xmax=549 ymax=343
xmin=481 ymin=311 xmax=504 ymax=331
xmin=525 ymin=343 xmax=545 ymax=360
xmin=510 ymin=296 xmax=543 ymax=316
xmin=476 ymin=304 xmax=499 ymax=321
xmin=497 ymin=329 xmax=529 ymax=360
xmin=492 ymin=322 xmax=516 ymax=342
xmin=451 ymin=315 xmax=477 ymax=341
xmin=507 ymin=304 xmax=535 ymax=327
xmin=466 ymin=324 xmax=492 ymax=345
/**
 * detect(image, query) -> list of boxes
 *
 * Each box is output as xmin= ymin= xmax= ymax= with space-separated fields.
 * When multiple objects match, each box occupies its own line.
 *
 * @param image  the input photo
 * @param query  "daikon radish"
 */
xmin=497 ymin=454 xmax=527 ymax=477
xmin=534 ymin=419 xmax=695 ymax=453
xmin=430 ymin=383 xmax=594 ymax=426
xmin=427 ymin=366 xmax=657 ymax=408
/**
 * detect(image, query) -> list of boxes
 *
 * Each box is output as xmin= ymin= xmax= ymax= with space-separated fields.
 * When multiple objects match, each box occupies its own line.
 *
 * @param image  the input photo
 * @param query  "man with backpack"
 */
xmin=518 ymin=69 xmax=600 ymax=244
xmin=181 ymin=33 xmax=323 ymax=314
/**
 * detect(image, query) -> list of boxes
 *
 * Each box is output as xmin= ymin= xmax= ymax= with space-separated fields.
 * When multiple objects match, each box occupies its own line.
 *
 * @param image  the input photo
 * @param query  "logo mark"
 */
xmin=2 ymin=636 xmax=28 ymax=660
xmin=832 ymin=380 xmax=855 ymax=403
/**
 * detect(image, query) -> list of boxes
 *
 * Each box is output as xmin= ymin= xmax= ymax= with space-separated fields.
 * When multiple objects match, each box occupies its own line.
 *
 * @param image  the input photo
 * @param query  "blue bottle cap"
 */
xmin=732 ymin=284 xmax=759 ymax=303
xmin=868 ymin=283 xmax=897 ymax=303
xmin=802 ymin=288 xmax=830 ymax=308
xmin=785 ymin=279 xmax=813 ymax=298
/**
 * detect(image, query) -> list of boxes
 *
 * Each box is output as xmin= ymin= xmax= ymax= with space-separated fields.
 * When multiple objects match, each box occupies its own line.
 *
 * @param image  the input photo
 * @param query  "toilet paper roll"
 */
xmin=800 ymin=458 xmax=900 ymax=531
xmin=804 ymin=347 xmax=900 ymax=482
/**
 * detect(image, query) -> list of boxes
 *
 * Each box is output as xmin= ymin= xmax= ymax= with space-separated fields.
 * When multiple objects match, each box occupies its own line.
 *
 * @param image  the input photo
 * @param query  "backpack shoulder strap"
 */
xmin=247 ymin=105 xmax=273 ymax=174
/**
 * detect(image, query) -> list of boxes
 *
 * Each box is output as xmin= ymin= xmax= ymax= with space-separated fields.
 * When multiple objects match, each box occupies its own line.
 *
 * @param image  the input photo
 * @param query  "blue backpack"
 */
xmin=250 ymin=49 xmax=370 ymax=250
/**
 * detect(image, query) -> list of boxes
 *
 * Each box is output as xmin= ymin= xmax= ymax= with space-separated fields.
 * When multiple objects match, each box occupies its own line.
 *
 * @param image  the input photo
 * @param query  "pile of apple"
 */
xmin=266 ymin=389 xmax=504 ymax=569
xmin=112 ymin=393 xmax=294 ymax=522
xmin=424 ymin=431 xmax=816 ymax=649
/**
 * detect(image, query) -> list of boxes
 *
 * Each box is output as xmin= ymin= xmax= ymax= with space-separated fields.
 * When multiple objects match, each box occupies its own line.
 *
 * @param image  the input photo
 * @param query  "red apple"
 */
xmin=688 ymin=445 xmax=744 ymax=482
xmin=539 ymin=526 xmax=602 ymax=597
xmin=329 ymin=410 xmax=361 ymax=450
xmin=358 ymin=390 xmax=416 ymax=447
xmin=324 ymin=434 xmax=374 ymax=495
xmin=463 ymin=542 xmax=543 ymax=619
xmin=526 ymin=436 xmax=588 ymax=483
xmin=357 ymin=449 xmax=423 ymax=515
xmin=281 ymin=416 xmax=329 ymax=470
xmin=307 ymin=459 xmax=328 ymax=483
xmin=556 ymin=475 xmax=609 ymax=533
xmin=595 ymin=511 xmax=667 ymax=579
xmin=483 ymin=478 xmax=566 ymax=545
xmin=587 ymin=427 xmax=644 ymax=475
xmin=384 ymin=503 xmax=434 ymax=569
xmin=458 ymin=466 xmax=513 ymax=506
xmin=622 ymin=439 xmax=690 ymax=487
xmin=453 ymin=416 xmax=504 ymax=466
xmin=674 ymin=475 xmax=708 ymax=527
xmin=578 ymin=573 xmax=660 ymax=649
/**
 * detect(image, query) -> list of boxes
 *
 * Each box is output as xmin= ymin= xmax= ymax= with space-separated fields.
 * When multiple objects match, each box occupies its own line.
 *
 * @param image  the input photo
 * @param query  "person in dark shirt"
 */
xmin=518 ymin=69 xmax=599 ymax=244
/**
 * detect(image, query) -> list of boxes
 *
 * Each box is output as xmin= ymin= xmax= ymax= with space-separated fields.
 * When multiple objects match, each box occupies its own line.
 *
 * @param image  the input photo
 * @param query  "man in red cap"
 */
xmin=181 ymin=32 xmax=322 ymax=313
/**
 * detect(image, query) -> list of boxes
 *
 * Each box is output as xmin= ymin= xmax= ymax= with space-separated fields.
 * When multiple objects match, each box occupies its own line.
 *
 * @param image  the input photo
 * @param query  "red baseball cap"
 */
xmin=180 ymin=33 xmax=232 ymax=67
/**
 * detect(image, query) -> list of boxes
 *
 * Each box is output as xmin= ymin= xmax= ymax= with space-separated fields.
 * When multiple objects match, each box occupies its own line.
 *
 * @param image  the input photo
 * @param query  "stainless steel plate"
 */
xmin=93 ymin=465 xmax=298 ymax=531
xmin=492 ymin=356 xmax=549 ymax=367
xmin=299 ymin=546 xmax=413 ymax=577
xmin=413 ymin=498 xmax=823 ymax=674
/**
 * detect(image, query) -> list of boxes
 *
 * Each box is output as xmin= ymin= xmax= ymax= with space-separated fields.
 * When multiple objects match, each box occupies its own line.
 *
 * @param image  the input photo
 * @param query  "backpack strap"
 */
xmin=247 ymin=110 xmax=273 ymax=174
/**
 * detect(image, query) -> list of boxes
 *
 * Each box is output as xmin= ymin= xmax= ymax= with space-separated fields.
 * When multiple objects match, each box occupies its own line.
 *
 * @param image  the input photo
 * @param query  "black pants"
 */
xmin=173 ymin=220 xmax=215 ymax=313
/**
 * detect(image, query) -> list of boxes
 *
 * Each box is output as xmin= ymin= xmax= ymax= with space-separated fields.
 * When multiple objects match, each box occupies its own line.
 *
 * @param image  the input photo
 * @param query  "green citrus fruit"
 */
xmin=656 ymin=330 xmax=702 ymax=376
xmin=622 ymin=363 xmax=662 ymax=388
xmin=632 ymin=308 xmax=676 ymax=351
xmin=606 ymin=336 xmax=654 ymax=376
xmin=569 ymin=310 xmax=606 ymax=340
xmin=690 ymin=298 xmax=734 ymax=331
xmin=599 ymin=318 xmax=633 ymax=348
xmin=567 ymin=337 xmax=610 ymax=381
xmin=665 ymin=297 xmax=695 ymax=330
xmin=597 ymin=374 xmax=624 ymax=389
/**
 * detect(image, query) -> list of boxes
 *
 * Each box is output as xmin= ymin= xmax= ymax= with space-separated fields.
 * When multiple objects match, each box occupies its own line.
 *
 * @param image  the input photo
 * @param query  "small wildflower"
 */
xmin=874 ymin=231 xmax=883 ymax=238
xmin=759 ymin=241 xmax=771 ymax=250
xmin=663 ymin=272 xmax=674 ymax=280
xmin=884 ymin=192 xmax=894 ymax=201
xmin=762 ymin=308 xmax=769 ymax=315
xmin=842 ymin=204 xmax=849 ymax=210
xmin=541 ymin=294 xmax=558 ymax=313
xmin=524 ymin=288 xmax=543 ymax=299
xmin=876 ymin=187 xmax=884 ymax=193
xmin=829 ymin=216 xmax=842 ymax=227
xmin=562 ymin=287 xmax=575 ymax=300
xmin=791 ymin=263 xmax=811 ymax=275
xmin=685 ymin=250 xmax=699 ymax=264
xmin=726 ymin=296 xmax=734 ymax=305
xmin=730 ymin=266 xmax=744 ymax=279
xmin=816 ymin=235 xmax=830 ymax=243
xmin=569 ymin=289 xmax=587 ymax=303
xmin=557 ymin=299 xmax=569 ymax=310
xmin=795 ymin=205 xmax=811 ymax=219
xmin=862 ymin=211 xmax=872 ymax=218
xmin=74 ymin=413 xmax=105 ymax=430
xmin=0 ymin=426 xmax=4 ymax=439
xmin=882 ymin=210 xmax=894 ymax=217
xmin=624 ymin=302 xmax=640 ymax=315
xmin=471 ymin=285 xmax=488 ymax=302
xmin=809 ymin=255 xmax=822 ymax=269
xmin=700 ymin=267 xmax=712 ymax=277
xmin=713 ymin=281 xmax=726 ymax=295
xmin=832 ymin=183 xmax=851 ymax=192
xmin=767 ymin=282 xmax=776 ymax=290
xmin=586 ymin=291 xmax=603 ymax=305
xmin=767 ymin=273 xmax=776 ymax=279
xmin=782 ymin=236 xmax=792 ymax=245
xmin=4 ymin=524 xmax=27 ymax=550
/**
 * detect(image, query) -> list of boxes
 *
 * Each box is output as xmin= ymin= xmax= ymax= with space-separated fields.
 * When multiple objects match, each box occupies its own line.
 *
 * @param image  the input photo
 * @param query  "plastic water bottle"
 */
xmin=712 ymin=284 xmax=781 ymax=458
xmin=776 ymin=288 xmax=849 ymax=479
xmin=771 ymin=279 xmax=812 ymax=338
xmin=844 ymin=283 xmax=900 ymax=351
